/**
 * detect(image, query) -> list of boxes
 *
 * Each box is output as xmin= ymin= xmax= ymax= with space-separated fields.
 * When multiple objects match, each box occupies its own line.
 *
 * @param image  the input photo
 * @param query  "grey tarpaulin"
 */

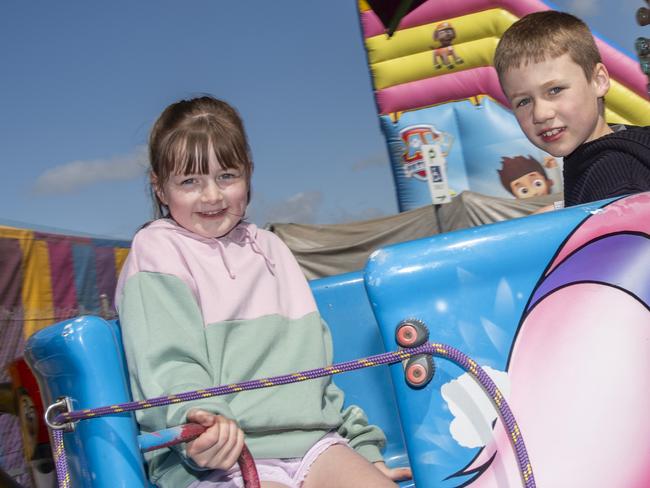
xmin=268 ymin=191 xmax=560 ymax=280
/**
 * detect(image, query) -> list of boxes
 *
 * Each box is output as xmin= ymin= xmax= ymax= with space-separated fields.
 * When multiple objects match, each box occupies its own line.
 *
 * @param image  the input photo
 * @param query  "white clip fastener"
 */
xmin=44 ymin=397 xmax=76 ymax=432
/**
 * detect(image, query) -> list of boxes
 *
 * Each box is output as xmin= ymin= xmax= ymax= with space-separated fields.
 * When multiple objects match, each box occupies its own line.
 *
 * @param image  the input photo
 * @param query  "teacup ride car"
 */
xmin=25 ymin=192 xmax=650 ymax=487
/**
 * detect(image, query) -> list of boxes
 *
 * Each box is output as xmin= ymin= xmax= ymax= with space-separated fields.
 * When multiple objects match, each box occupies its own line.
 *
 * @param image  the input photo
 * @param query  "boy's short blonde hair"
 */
xmin=494 ymin=11 xmax=602 ymax=82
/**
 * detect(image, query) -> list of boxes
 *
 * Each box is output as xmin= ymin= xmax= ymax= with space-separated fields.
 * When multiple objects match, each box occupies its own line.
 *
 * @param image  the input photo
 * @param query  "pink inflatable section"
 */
xmin=376 ymin=66 xmax=507 ymax=114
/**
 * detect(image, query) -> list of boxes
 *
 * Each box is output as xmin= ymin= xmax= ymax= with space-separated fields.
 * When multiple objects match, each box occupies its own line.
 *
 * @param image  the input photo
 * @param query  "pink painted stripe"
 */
xmin=596 ymin=41 xmax=648 ymax=99
xmin=361 ymin=0 xmax=649 ymax=100
xmin=376 ymin=66 xmax=508 ymax=114
xmin=46 ymin=238 xmax=78 ymax=318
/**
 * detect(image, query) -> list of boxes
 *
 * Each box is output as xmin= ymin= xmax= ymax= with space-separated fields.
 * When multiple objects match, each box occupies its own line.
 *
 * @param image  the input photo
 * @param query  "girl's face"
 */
xmin=155 ymin=152 xmax=248 ymax=238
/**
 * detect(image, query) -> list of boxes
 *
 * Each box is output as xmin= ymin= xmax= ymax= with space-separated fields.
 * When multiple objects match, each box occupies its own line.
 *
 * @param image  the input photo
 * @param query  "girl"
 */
xmin=115 ymin=96 xmax=410 ymax=488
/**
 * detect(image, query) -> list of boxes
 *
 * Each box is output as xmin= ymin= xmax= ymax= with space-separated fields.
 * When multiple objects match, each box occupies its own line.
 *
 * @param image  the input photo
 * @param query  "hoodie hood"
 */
xmin=145 ymin=218 xmax=275 ymax=279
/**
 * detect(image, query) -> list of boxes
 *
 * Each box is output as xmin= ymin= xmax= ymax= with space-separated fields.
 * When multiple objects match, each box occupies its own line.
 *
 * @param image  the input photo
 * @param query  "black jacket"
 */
xmin=563 ymin=125 xmax=650 ymax=207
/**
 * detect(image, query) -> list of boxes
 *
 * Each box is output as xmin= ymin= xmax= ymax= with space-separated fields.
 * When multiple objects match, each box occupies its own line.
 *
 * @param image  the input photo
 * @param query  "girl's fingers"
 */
xmin=187 ymin=408 xmax=217 ymax=427
xmin=221 ymin=423 xmax=245 ymax=468
xmin=187 ymin=415 xmax=244 ymax=470
xmin=387 ymin=467 xmax=412 ymax=481
xmin=373 ymin=461 xmax=413 ymax=481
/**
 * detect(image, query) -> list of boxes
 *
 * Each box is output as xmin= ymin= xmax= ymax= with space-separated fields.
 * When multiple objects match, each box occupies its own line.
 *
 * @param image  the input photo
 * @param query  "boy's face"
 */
xmin=501 ymin=53 xmax=612 ymax=157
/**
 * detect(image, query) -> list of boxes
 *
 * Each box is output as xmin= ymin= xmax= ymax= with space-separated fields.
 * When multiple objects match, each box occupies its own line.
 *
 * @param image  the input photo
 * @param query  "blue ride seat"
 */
xmin=24 ymin=272 xmax=412 ymax=487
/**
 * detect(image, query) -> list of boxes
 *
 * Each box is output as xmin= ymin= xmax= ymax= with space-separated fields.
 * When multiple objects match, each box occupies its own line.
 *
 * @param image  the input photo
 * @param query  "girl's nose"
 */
xmin=201 ymin=181 xmax=223 ymax=203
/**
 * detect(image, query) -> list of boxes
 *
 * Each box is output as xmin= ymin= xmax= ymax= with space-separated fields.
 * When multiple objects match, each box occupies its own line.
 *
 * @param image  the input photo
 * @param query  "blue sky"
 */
xmin=0 ymin=0 xmax=646 ymax=239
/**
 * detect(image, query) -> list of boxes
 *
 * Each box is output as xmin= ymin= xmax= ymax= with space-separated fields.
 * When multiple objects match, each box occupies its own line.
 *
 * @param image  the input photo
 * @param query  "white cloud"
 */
xmin=248 ymin=191 xmax=387 ymax=226
xmin=352 ymin=153 xmax=389 ymax=171
xmin=33 ymin=146 xmax=148 ymax=195
xmin=327 ymin=206 xmax=386 ymax=223
xmin=441 ymin=366 xmax=510 ymax=448
xmin=248 ymin=191 xmax=323 ymax=225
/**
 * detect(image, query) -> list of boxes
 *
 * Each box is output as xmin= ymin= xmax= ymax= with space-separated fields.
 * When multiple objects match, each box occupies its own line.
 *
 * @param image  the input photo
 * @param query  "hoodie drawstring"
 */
xmin=217 ymin=223 xmax=276 ymax=279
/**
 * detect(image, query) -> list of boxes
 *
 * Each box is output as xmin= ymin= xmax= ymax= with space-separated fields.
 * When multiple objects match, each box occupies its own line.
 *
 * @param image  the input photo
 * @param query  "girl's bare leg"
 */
xmin=302 ymin=445 xmax=397 ymax=488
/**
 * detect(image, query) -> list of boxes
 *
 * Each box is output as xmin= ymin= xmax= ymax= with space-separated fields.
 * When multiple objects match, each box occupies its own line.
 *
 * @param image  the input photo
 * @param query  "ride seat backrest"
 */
xmin=25 ymin=271 xmax=411 ymax=487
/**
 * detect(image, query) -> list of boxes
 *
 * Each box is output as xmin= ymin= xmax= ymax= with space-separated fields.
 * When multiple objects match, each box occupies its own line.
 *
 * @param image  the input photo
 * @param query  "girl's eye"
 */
xmin=549 ymin=86 xmax=563 ymax=95
xmin=180 ymin=178 xmax=197 ymax=185
xmin=217 ymin=171 xmax=242 ymax=183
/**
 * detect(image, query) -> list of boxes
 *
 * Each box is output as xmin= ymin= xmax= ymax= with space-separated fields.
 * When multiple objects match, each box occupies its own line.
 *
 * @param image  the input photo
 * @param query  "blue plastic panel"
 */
xmin=24 ymin=316 xmax=149 ymax=487
xmin=364 ymin=194 xmax=650 ymax=487
xmin=310 ymin=272 xmax=409 ymax=471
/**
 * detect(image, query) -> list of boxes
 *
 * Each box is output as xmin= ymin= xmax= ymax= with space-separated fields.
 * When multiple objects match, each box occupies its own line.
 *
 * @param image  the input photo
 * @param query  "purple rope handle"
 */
xmin=48 ymin=343 xmax=535 ymax=487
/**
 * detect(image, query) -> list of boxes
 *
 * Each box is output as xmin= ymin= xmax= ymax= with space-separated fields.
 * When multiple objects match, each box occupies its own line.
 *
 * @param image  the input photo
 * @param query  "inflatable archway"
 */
xmin=358 ymin=0 xmax=650 ymax=211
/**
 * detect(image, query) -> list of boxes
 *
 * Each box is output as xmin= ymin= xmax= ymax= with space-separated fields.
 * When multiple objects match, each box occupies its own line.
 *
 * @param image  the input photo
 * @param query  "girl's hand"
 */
xmin=186 ymin=409 xmax=245 ymax=470
xmin=373 ymin=461 xmax=412 ymax=481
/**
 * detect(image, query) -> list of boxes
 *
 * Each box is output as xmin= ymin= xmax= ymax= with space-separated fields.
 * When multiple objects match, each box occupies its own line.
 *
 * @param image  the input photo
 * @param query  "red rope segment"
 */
xmin=48 ymin=343 xmax=535 ymax=487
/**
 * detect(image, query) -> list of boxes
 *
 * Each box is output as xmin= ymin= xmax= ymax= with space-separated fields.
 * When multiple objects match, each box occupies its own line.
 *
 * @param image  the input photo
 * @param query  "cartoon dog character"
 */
xmin=433 ymin=22 xmax=464 ymax=70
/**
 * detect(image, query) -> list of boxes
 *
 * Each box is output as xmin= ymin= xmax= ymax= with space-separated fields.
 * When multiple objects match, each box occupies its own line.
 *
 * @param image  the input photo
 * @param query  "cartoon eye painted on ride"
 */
xmin=395 ymin=319 xmax=434 ymax=388
xmin=395 ymin=319 xmax=429 ymax=348
xmin=404 ymin=355 xmax=435 ymax=389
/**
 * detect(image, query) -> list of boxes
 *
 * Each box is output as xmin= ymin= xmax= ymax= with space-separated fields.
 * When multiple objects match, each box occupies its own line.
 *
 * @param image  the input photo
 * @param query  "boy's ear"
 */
xmin=592 ymin=62 xmax=610 ymax=98
xmin=151 ymin=173 xmax=168 ymax=206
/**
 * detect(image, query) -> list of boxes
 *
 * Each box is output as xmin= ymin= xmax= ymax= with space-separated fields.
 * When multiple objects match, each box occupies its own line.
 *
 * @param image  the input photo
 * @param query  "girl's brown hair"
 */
xmin=148 ymin=96 xmax=253 ymax=218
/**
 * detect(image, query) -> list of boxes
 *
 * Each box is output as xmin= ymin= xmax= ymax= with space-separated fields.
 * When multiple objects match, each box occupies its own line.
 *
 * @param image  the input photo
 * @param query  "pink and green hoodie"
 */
xmin=115 ymin=219 xmax=385 ymax=488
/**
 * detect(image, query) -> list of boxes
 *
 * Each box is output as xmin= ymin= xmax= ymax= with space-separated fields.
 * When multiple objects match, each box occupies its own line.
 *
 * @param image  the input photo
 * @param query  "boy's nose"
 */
xmin=201 ymin=181 xmax=223 ymax=203
xmin=533 ymin=100 xmax=554 ymax=123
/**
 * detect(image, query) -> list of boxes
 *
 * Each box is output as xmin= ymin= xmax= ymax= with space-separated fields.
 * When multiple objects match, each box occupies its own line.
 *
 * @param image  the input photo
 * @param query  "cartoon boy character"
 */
xmin=497 ymin=155 xmax=554 ymax=199
xmin=432 ymin=22 xmax=464 ymax=70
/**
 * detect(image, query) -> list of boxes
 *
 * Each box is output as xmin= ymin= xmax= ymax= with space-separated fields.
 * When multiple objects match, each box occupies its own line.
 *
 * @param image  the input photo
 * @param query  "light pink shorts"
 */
xmin=188 ymin=432 xmax=348 ymax=488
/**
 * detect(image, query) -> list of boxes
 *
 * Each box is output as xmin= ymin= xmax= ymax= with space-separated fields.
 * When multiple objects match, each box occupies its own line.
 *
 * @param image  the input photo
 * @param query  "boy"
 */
xmin=494 ymin=10 xmax=650 ymax=207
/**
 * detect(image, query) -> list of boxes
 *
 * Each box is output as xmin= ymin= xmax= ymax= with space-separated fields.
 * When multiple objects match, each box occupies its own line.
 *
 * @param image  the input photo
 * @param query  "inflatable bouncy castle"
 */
xmin=358 ymin=0 xmax=650 ymax=210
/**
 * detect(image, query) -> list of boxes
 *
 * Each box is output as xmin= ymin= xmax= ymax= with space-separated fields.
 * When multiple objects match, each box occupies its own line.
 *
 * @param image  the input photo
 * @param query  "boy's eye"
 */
xmin=515 ymin=98 xmax=530 ymax=108
xmin=549 ymin=86 xmax=563 ymax=95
